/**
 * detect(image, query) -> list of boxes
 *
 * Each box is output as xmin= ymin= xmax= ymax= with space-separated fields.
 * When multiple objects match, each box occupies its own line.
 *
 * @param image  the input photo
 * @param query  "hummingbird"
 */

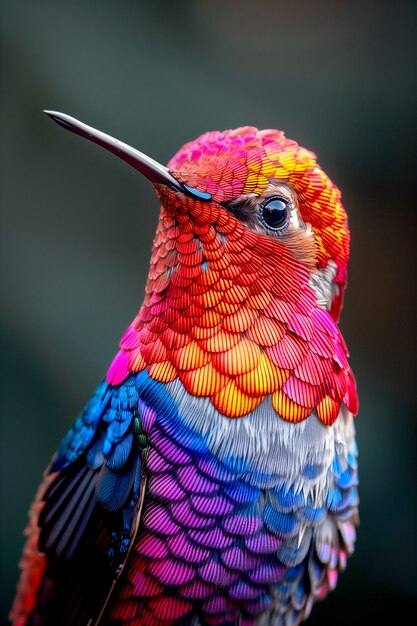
xmin=10 ymin=112 xmax=359 ymax=626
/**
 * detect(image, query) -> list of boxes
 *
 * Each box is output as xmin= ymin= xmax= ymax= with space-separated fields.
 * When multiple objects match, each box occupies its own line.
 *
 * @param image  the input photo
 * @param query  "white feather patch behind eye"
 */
xmin=290 ymin=207 xmax=301 ymax=229
xmin=309 ymin=260 xmax=339 ymax=310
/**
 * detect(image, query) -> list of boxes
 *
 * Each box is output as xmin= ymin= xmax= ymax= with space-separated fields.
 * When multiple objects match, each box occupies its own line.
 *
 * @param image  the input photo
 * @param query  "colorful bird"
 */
xmin=11 ymin=112 xmax=359 ymax=626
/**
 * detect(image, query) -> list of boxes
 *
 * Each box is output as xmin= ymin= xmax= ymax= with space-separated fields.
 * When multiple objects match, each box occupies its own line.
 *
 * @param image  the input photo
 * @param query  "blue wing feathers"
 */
xmin=27 ymin=375 xmax=146 ymax=625
xmin=96 ymin=454 xmax=140 ymax=512
xmin=106 ymin=431 xmax=134 ymax=470
xmin=41 ymin=376 xmax=142 ymax=554
xmin=52 ymin=377 xmax=138 ymax=476
xmin=51 ymin=381 xmax=111 ymax=472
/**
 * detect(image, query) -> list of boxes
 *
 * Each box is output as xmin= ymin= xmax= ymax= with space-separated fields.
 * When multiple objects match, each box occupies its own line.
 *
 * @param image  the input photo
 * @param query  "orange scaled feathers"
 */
xmin=107 ymin=127 xmax=357 ymax=424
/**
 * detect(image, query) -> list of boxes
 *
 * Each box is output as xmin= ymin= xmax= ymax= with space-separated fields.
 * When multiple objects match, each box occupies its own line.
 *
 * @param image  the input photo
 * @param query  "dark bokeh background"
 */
xmin=1 ymin=1 xmax=416 ymax=624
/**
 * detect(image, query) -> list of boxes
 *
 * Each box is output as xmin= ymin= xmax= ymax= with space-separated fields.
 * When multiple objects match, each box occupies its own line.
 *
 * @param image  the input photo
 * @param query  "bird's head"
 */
xmin=45 ymin=112 xmax=357 ymax=423
xmin=162 ymin=126 xmax=350 ymax=322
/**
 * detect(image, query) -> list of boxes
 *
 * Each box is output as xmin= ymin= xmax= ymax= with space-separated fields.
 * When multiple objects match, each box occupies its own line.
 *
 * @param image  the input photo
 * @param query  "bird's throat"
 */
xmin=107 ymin=205 xmax=357 ymax=424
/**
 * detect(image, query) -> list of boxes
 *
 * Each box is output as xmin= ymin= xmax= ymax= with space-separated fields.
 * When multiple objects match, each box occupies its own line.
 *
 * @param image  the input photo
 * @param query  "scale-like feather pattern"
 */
xmin=12 ymin=371 xmax=358 ymax=626
xmin=106 ymin=372 xmax=359 ymax=626
xmin=12 ymin=123 xmax=359 ymax=626
xmin=107 ymin=200 xmax=356 ymax=424
xmin=105 ymin=127 xmax=356 ymax=424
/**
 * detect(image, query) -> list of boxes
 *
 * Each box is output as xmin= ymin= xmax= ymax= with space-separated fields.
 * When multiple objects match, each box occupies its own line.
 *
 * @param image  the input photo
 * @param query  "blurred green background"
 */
xmin=1 ymin=0 xmax=416 ymax=624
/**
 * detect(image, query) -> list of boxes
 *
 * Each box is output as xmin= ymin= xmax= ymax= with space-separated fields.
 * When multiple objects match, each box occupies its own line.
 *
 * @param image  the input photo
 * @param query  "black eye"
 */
xmin=259 ymin=196 xmax=290 ymax=231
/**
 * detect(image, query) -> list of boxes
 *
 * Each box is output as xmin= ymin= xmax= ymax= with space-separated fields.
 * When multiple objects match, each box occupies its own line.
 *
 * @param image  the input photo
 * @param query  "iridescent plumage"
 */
xmin=11 ymin=115 xmax=358 ymax=626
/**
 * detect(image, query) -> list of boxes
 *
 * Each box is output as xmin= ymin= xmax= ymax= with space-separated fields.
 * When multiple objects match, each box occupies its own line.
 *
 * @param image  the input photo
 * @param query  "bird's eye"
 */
xmin=259 ymin=196 xmax=290 ymax=231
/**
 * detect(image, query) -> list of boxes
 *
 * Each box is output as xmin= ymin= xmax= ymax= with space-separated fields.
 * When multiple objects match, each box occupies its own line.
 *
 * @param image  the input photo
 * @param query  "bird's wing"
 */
xmin=10 ymin=375 xmax=147 ymax=626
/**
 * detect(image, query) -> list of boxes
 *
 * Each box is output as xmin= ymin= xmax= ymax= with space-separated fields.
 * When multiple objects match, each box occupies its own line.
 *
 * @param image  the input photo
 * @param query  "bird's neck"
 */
xmin=106 ymin=208 xmax=357 ymax=423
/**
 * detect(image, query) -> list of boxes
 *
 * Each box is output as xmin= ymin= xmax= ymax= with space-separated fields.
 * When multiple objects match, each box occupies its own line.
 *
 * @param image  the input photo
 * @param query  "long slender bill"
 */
xmin=44 ymin=110 xmax=211 ymax=201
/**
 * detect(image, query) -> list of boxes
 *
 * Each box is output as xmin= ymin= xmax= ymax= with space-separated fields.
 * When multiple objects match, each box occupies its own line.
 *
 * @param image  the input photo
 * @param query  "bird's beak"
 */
xmin=44 ymin=111 xmax=211 ymax=202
